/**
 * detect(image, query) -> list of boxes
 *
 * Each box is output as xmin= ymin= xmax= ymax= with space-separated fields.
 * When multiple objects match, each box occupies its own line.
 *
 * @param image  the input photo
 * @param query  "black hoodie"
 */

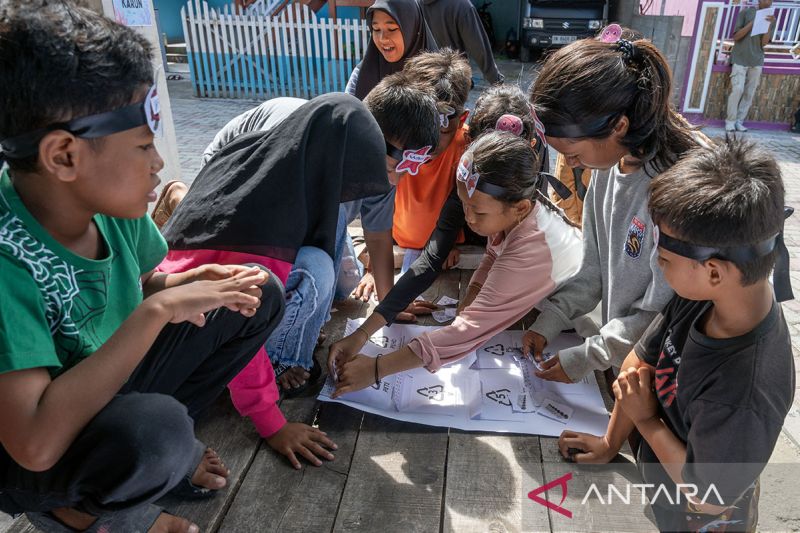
xmin=420 ymin=0 xmax=503 ymax=84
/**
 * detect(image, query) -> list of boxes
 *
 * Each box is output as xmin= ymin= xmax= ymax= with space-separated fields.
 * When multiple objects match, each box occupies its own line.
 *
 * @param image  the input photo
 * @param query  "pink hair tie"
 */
xmin=495 ymin=114 xmax=524 ymax=137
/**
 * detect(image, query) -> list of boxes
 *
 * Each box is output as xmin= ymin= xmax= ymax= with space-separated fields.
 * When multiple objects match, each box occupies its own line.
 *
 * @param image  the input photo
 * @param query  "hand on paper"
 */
xmin=522 ymin=330 xmax=547 ymax=360
xmin=265 ymin=422 xmax=338 ymax=469
xmin=558 ymin=430 xmax=617 ymax=464
xmin=332 ymin=354 xmax=376 ymax=398
xmin=533 ymin=353 xmax=573 ymax=383
xmin=613 ymin=366 xmax=658 ymax=426
xmin=328 ymin=333 xmax=365 ymax=377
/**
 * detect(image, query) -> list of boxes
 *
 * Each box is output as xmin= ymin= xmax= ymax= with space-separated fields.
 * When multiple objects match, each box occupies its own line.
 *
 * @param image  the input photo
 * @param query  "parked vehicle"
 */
xmin=520 ymin=0 xmax=608 ymax=61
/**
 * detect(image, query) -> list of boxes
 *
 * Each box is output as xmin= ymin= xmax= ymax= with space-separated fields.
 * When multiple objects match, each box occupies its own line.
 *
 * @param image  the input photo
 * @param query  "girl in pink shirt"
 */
xmin=329 ymin=130 xmax=583 ymax=395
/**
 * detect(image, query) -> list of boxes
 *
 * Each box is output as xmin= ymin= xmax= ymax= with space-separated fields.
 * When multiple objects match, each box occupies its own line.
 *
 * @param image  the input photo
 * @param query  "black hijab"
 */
xmin=162 ymin=93 xmax=390 ymax=264
xmin=353 ymin=0 xmax=438 ymax=100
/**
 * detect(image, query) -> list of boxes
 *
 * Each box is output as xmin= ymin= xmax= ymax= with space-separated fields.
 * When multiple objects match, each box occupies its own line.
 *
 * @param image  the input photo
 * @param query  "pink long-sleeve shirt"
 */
xmin=408 ymin=203 xmax=582 ymax=372
xmin=158 ymin=249 xmax=291 ymax=438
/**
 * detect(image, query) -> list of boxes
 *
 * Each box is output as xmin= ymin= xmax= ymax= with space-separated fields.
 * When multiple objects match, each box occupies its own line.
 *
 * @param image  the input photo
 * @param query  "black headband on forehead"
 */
xmin=655 ymin=206 xmax=795 ymax=302
xmin=541 ymin=112 xmax=621 ymax=139
xmin=0 ymin=84 xmax=162 ymax=160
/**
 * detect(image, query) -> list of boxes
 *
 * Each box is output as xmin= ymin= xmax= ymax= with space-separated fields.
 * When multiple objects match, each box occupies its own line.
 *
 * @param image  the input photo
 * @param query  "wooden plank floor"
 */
xmin=2 ymin=269 xmax=655 ymax=533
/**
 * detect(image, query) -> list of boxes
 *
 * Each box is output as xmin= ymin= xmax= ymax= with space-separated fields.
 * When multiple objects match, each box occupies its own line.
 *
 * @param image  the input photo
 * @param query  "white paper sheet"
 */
xmin=751 ymin=7 xmax=775 ymax=36
xmin=319 ymin=320 xmax=609 ymax=436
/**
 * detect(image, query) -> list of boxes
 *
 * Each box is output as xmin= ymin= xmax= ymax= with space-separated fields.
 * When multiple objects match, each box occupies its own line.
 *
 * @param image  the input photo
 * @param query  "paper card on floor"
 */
xmin=436 ymin=295 xmax=459 ymax=306
xmin=538 ymin=397 xmax=574 ymax=424
xmin=320 ymin=322 xmax=610 ymax=436
xmin=432 ymin=307 xmax=457 ymax=323
xmin=320 ymin=370 xmax=397 ymax=411
xmin=472 ymin=368 xmax=529 ymax=422
xmin=395 ymin=366 xmax=479 ymax=415
xmin=345 ymin=318 xmax=427 ymax=353
xmin=472 ymin=330 xmax=523 ymax=369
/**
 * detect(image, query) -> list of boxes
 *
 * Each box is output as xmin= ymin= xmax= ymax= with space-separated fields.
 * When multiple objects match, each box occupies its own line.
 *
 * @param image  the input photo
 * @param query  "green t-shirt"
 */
xmin=0 ymin=169 xmax=168 ymax=377
xmin=730 ymin=7 xmax=774 ymax=67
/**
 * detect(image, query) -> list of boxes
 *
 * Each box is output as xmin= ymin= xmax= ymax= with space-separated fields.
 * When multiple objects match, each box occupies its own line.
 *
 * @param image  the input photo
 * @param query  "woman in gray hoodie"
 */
xmin=524 ymin=29 xmax=702 ymax=383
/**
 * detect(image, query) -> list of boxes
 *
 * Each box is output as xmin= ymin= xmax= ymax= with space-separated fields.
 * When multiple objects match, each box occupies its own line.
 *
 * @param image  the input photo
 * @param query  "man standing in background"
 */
xmin=725 ymin=0 xmax=776 ymax=132
xmin=421 ymin=0 xmax=504 ymax=84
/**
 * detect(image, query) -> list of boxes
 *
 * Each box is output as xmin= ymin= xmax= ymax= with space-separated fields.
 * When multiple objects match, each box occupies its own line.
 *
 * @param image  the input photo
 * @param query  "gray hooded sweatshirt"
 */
xmin=529 ymin=162 xmax=674 ymax=381
xmin=420 ymin=0 xmax=503 ymax=84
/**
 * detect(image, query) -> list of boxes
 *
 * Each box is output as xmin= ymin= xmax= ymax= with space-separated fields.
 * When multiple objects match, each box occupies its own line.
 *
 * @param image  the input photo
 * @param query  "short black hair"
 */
xmin=403 ymin=48 xmax=472 ymax=116
xmin=363 ymin=72 xmax=439 ymax=151
xmin=649 ymin=136 xmax=785 ymax=285
xmin=0 ymin=0 xmax=154 ymax=171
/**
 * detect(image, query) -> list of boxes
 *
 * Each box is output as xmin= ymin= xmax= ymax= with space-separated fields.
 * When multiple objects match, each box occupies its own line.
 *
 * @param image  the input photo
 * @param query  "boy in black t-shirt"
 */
xmin=557 ymin=137 xmax=795 ymax=531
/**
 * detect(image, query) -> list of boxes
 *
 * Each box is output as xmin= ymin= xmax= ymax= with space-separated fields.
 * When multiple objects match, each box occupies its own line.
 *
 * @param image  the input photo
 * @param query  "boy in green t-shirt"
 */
xmin=0 ymin=2 xmax=286 ymax=531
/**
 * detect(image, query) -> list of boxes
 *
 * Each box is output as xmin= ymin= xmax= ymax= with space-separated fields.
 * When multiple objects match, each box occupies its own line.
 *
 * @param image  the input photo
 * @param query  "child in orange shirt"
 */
xmin=393 ymin=49 xmax=472 ymax=271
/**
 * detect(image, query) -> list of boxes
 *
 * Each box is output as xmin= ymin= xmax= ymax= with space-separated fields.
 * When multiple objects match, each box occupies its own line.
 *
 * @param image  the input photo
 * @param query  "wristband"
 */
xmin=374 ymin=355 xmax=381 ymax=386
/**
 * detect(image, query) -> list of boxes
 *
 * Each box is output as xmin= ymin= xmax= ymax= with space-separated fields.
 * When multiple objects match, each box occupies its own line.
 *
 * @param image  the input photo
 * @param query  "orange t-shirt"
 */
xmin=393 ymin=125 xmax=468 ymax=249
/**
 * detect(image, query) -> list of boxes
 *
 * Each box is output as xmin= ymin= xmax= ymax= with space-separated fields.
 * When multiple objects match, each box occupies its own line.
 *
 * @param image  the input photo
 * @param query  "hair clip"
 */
xmin=439 ymin=104 xmax=456 ymax=129
xmin=599 ymin=23 xmax=623 ymax=43
xmin=495 ymin=114 xmax=524 ymax=137
xmin=395 ymin=145 xmax=433 ymax=175
xmin=598 ymin=23 xmax=637 ymax=60
xmin=617 ymin=39 xmax=638 ymax=61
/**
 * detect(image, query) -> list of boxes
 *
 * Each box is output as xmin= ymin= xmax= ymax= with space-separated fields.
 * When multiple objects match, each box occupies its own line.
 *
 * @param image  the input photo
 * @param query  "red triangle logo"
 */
xmin=528 ymin=472 xmax=573 ymax=518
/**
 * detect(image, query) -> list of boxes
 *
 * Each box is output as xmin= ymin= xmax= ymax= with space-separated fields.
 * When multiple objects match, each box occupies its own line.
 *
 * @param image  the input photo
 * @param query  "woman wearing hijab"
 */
xmin=347 ymin=0 xmax=438 ymax=100
xmin=158 ymin=93 xmax=390 ymax=469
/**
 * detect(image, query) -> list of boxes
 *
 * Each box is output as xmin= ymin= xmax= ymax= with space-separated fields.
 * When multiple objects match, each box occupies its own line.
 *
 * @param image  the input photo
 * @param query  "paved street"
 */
xmin=167 ymin=75 xmax=800 ymax=452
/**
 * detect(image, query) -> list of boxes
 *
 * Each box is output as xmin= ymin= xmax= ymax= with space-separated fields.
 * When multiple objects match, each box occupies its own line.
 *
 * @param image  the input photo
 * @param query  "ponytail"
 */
xmin=529 ymin=33 xmax=697 ymax=174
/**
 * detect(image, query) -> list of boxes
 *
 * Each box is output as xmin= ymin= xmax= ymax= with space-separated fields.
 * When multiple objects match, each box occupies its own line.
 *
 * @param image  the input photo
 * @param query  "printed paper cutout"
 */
xmin=396 ymin=145 xmax=433 ymax=175
xmin=145 ymin=84 xmax=162 ymax=138
xmin=456 ymin=152 xmax=480 ymax=198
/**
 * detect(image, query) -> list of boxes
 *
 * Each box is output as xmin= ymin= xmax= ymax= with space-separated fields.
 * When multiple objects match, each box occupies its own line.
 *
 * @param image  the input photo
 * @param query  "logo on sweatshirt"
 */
xmin=624 ymin=216 xmax=646 ymax=258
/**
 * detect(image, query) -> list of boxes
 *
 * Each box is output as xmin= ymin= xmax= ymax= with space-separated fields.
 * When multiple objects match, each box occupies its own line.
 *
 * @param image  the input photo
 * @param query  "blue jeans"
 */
xmin=267 ymin=206 xmax=361 ymax=369
xmin=266 ymin=246 xmax=335 ymax=369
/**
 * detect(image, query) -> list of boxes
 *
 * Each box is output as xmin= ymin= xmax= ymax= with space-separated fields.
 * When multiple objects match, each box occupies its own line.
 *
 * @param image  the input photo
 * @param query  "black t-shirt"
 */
xmin=634 ymin=296 xmax=795 ymax=504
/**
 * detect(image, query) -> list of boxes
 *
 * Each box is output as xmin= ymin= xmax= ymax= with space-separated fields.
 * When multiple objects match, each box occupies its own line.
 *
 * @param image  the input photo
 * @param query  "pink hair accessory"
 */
xmin=600 ymin=23 xmax=623 ymax=43
xmin=495 ymin=114 xmax=524 ymax=137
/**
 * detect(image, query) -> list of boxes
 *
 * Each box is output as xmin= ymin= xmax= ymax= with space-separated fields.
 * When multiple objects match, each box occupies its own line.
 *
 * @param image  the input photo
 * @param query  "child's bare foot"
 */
xmin=191 ymin=448 xmax=230 ymax=490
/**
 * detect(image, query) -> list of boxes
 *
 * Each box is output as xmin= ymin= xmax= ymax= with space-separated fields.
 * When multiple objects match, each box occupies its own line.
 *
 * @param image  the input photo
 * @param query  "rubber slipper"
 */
xmin=150 ymin=180 xmax=184 ymax=229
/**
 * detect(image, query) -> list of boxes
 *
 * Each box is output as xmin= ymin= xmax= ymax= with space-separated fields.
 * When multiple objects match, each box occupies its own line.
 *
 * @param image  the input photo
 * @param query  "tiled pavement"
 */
xmin=166 ymin=76 xmax=800 ymax=450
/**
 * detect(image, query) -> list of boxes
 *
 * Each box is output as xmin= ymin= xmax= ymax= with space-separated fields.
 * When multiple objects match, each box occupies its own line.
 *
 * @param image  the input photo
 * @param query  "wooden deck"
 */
xmin=2 ymin=269 xmax=656 ymax=533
